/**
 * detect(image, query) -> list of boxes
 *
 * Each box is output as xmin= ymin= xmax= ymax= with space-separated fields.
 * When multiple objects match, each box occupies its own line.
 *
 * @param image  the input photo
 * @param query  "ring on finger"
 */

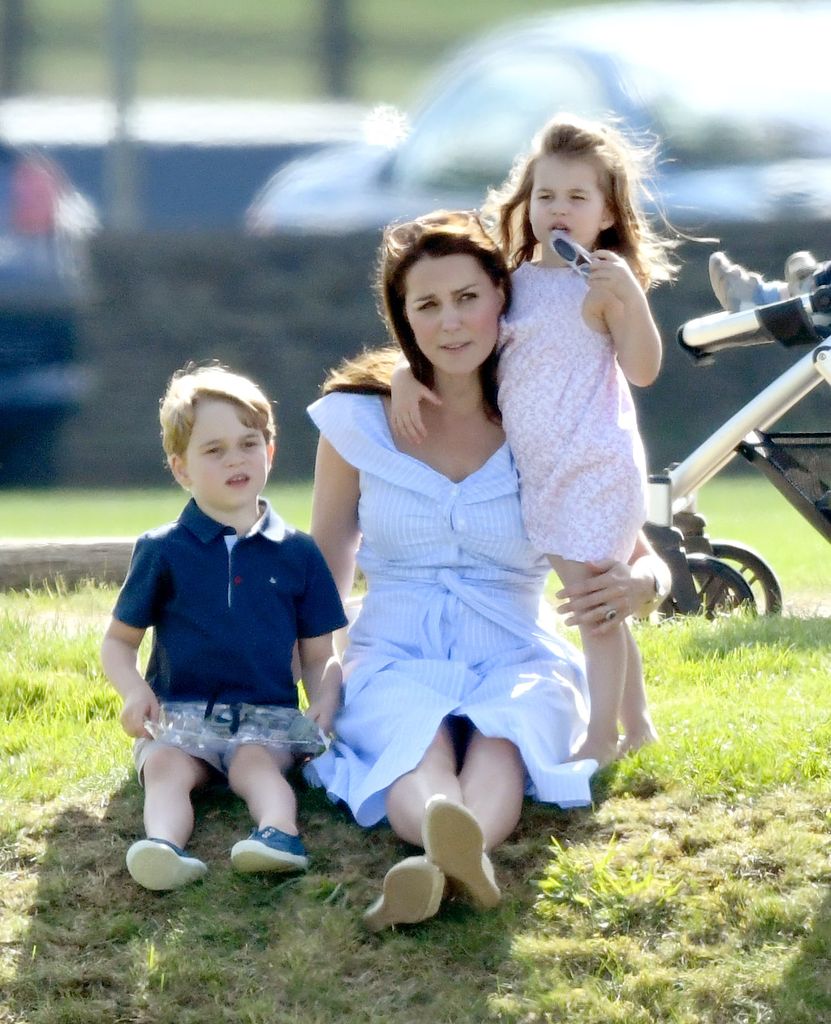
xmin=603 ymin=607 xmax=617 ymax=622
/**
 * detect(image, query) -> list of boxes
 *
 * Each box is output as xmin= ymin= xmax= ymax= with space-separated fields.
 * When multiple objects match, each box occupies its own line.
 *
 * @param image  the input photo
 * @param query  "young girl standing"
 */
xmin=391 ymin=114 xmax=676 ymax=766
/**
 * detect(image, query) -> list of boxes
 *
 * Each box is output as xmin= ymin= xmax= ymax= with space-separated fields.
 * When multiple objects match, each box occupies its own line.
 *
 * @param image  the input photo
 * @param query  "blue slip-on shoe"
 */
xmin=126 ymin=837 xmax=208 ymax=891
xmin=230 ymin=826 xmax=309 ymax=873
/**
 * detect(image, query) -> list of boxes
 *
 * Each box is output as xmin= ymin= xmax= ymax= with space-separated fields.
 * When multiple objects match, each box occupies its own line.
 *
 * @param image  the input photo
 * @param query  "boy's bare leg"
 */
xmin=142 ymin=744 xmax=212 ymax=848
xmin=227 ymin=743 xmax=298 ymax=834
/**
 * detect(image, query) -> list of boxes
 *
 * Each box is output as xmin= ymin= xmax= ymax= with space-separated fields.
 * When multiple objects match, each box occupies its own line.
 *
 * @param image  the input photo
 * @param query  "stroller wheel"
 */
xmin=709 ymin=542 xmax=783 ymax=615
xmin=660 ymin=553 xmax=755 ymax=619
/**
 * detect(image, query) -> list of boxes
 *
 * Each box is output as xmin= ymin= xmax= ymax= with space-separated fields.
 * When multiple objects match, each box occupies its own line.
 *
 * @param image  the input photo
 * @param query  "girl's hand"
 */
xmin=120 ymin=684 xmax=160 ymax=739
xmin=586 ymin=250 xmax=643 ymax=306
xmin=584 ymin=250 xmax=662 ymax=387
xmin=556 ymin=558 xmax=655 ymax=636
xmin=390 ymin=362 xmax=442 ymax=444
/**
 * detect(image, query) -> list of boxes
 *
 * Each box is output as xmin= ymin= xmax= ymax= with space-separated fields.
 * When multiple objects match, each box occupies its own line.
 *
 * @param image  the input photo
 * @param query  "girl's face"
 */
xmin=528 ymin=154 xmax=615 ymax=267
xmin=403 ymin=253 xmax=504 ymax=380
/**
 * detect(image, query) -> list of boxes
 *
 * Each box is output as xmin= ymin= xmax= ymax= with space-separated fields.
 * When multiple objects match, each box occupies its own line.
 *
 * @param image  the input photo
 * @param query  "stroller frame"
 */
xmin=644 ymin=285 xmax=831 ymax=616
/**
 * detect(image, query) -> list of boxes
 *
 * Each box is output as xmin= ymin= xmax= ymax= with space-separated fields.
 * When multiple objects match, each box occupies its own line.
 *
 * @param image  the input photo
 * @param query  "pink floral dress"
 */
xmin=498 ymin=262 xmax=647 ymax=563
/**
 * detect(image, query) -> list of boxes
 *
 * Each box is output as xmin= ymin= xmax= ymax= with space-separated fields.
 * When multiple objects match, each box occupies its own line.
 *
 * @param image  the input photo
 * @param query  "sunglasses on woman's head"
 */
xmin=549 ymin=230 xmax=593 ymax=277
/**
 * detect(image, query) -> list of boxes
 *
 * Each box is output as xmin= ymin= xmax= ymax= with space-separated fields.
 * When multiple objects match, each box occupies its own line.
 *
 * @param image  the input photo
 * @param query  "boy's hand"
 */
xmin=390 ymin=362 xmax=441 ymax=444
xmin=120 ymin=684 xmax=161 ymax=739
xmin=305 ymin=691 xmax=340 ymax=738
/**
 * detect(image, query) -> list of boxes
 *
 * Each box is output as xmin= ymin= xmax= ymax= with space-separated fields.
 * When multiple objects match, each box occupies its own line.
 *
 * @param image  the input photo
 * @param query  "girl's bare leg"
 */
xmin=227 ymin=743 xmax=298 ymax=834
xmin=617 ymin=624 xmax=658 ymax=755
xmin=142 ymin=745 xmax=212 ymax=848
xmin=551 ymin=555 xmax=627 ymax=767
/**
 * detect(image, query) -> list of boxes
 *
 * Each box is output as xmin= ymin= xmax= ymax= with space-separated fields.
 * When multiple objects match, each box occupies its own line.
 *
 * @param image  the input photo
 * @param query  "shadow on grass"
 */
xmin=768 ymin=886 xmax=831 ymax=1023
xmin=7 ymin=771 xmax=609 ymax=1023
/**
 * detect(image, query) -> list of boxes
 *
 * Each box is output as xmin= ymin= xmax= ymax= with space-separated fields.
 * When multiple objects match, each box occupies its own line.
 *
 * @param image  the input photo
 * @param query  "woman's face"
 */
xmin=403 ymin=253 xmax=504 ymax=378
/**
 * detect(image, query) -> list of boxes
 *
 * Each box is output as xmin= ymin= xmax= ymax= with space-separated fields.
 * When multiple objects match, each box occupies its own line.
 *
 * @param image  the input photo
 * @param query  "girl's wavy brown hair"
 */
xmin=484 ymin=113 xmax=678 ymax=288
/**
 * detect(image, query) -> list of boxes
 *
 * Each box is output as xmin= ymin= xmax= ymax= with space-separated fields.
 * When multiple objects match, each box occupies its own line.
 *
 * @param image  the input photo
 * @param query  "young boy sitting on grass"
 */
xmin=101 ymin=363 xmax=347 ymax=891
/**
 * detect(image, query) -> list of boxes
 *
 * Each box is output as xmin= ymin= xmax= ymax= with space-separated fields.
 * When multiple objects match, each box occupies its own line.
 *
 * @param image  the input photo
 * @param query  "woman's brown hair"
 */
xmin=323 ymin=210 xmax=511 ymax=417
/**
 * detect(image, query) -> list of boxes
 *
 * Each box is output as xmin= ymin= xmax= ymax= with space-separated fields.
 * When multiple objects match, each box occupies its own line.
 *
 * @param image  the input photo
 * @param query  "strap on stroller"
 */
xmin=677 ymin=285 xmax=831 ymax=363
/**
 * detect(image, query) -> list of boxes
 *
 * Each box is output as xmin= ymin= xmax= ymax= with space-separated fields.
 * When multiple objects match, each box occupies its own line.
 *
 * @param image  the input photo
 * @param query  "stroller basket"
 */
xmin=738 ymin=431 xmax=831 ymax=540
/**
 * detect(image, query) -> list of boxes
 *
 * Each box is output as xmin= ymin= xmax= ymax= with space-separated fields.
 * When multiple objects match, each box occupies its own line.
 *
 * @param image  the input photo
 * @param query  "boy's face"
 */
xmin=169 ymin=398 xmax=273 ymax=524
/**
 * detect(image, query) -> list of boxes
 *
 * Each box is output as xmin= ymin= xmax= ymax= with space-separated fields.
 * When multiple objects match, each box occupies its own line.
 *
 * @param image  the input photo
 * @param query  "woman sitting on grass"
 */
xmin=306 ymin=210 xmax=669 ymax=930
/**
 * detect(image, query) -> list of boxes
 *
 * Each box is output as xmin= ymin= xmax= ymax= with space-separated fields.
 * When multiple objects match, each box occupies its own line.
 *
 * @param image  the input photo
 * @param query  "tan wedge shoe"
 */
xmin=363 ymin=855 xmax=446 ymax=932
xmin=421 ymin=795 xmax=501 ymax=909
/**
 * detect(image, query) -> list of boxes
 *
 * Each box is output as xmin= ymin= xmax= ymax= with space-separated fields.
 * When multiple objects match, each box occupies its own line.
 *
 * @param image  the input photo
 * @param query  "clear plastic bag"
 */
xmin=144 ymin=701 xmax=328 ymax=757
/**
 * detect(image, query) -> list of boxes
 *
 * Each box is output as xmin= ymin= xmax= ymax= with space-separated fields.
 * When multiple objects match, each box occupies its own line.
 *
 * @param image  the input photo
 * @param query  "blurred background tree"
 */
xmin=0 ymin=0 xmax=28 ymax=97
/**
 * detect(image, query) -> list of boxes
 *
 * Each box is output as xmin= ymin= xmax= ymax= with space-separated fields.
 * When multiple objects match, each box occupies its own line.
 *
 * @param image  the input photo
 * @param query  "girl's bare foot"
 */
xmin=616 ymin=721 xmax=659 ymax=757
xmin=568 ymin=736 xmax=619 ymax=769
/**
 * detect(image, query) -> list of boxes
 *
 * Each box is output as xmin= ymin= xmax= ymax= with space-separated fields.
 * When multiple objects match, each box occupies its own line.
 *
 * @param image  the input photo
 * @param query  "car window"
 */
xmin=603 ymin=12 xmax=831 ymax=168
xmin=391 ymin=49 xmax=613 ymax=194
xmin=629 ymin=58 xmax=831 ymax=167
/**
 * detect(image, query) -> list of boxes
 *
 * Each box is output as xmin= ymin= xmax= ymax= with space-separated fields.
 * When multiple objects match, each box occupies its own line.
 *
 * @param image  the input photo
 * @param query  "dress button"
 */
xmin=233 ymin=575 xmax=243 ymax=585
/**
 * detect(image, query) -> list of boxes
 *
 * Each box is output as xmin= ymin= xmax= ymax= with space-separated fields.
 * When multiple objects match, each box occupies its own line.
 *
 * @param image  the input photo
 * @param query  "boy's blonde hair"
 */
xmin=159 ymin=363 xmax=276 ymax=459
xmin=484 ymin=113 xmax=678 ymax=288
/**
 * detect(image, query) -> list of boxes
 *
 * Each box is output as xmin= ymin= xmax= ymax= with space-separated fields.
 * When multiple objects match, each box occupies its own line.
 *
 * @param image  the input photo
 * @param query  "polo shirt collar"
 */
xmin=179 ymin=497 xmax=288 ymax=545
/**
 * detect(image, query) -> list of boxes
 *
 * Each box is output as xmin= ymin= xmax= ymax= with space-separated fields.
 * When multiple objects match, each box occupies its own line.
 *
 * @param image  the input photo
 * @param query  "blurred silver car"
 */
xmin=247 ymin=0 xmax=831 ymax=234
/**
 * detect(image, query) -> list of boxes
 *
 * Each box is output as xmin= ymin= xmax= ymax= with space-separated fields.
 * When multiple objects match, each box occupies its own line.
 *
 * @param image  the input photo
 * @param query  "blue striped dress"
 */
xmin=306 ymin=392 xmax=596 ymax=826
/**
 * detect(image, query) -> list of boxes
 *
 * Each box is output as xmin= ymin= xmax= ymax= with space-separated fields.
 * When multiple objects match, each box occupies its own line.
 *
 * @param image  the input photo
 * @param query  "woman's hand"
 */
xmin=555 ymin=557 xmax=659 ymax=636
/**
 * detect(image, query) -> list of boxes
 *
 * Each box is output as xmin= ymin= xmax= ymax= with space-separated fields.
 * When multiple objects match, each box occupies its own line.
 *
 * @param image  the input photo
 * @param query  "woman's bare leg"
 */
xmin=385 ymin=723 xmax=462 ymax=846
xmin=458 ymin=733 xmax=525 ymax=850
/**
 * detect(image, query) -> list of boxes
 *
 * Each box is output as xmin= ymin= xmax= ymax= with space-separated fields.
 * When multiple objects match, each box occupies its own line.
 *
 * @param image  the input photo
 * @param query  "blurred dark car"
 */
xmin=246 ymin=0 xmax=831 ymax=234
xmin=0 ymin=141 xmax=97 ymax=484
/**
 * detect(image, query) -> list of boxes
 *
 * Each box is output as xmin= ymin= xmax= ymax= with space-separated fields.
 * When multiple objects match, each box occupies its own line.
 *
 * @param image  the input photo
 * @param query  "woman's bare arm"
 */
xmin=310 ymin=436 xmax=361 ymax=602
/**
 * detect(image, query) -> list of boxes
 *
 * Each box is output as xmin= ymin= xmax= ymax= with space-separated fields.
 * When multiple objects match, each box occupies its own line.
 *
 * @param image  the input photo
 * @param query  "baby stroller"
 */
xmin=644 ymin=282 xmax=831 ymax=616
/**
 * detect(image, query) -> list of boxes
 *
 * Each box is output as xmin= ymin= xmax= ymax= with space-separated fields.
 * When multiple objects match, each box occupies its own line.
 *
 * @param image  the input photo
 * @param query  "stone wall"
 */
xmin=60 ymin=220 xmax=831 ymax=485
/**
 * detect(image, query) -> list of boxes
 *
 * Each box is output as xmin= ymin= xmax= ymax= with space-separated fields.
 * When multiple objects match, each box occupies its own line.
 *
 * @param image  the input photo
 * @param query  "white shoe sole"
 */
xmin=363 ymin=855 xmax=445 ymax=932
xmin=422 ymin=796 xmax=501 ymax=909
xmin=230 ymin=839 xmax=308 ymax=873
xmin=126 ymin=840 xmax=207 ymax=891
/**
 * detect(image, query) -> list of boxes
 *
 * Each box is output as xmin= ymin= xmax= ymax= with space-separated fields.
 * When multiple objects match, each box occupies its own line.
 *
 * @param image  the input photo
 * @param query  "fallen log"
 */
xmin=0 ymin=539 xmax=134 ymax=590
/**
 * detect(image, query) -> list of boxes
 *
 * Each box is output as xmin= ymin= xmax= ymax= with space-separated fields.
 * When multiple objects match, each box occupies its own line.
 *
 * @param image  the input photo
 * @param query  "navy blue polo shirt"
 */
xmin=113 ymin=498 xmax=348 ymax=707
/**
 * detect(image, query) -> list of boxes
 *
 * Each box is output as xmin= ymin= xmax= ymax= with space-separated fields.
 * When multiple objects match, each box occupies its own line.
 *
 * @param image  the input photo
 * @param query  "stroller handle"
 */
xmin=678 ymin=285 xmax=831 ymax=363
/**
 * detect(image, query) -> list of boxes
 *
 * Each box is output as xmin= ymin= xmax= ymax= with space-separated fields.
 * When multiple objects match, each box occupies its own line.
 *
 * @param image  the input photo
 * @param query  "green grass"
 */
xmin=0 ymin=482 xmax=314 ymax=538
xmin=694 ymin=476 xmax=831 ymax=606
xmin=2 ymin=475 xmax=826 ymax=608
xmin=23 ymin=0 xmax=605 ymax=102
xmin=2 ymin=593 xmax=830 ymax=1022
xmin=1 ymin=478 xmax=829 ymax=1021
